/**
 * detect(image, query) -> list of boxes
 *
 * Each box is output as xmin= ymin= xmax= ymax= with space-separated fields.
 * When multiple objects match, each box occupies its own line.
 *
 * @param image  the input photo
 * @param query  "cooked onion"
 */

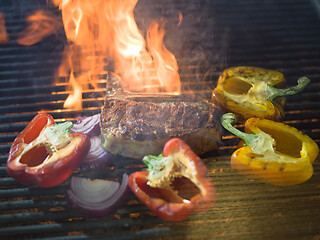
xmin=80 ymin=136 xmax=114 ymax=171
xmin=71 ymin=113 xmax=100 ymax=137
xmin=66 ymin=174 xmax=129 ymax=218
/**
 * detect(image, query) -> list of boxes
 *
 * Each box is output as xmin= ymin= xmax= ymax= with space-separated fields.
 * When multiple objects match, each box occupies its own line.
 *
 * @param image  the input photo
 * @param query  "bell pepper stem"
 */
xmin=266 ymin=77 xmax=310 ymax=102
xmin=221 ymin=113 xmax=258 ymax=146
xmin=41 ymin=121 xmax=73 ymax=152
xmin=55 ymin=121 xmax=73 ymax=132
xmin=142 ymin=154 xmax=163 ymax=171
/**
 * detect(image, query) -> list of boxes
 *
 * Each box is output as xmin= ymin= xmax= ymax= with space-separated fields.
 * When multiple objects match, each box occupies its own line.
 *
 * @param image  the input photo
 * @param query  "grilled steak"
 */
xmin=100 ymin=96 xmax=221 ymax=159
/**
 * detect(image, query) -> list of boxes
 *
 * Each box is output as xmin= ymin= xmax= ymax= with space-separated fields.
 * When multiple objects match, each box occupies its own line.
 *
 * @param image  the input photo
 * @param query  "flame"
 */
xmin=0 ymin=12 xmax=8 ymax=43
xmin=57 ymin=0 xmax=181 ymax=108
xmin=17 ymin=9 xmax=62 ymax=46
xmin=115 ymin=20 xmax=181 ymax=93
xmin=178 ymin=12 xmax=183 ymax=25
xmin=63 ymin=71 xmax=82 ymax=109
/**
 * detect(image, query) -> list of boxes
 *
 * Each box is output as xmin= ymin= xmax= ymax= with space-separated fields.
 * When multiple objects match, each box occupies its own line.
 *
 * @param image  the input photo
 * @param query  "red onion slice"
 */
xmin=70 ymin=113 xmax=101 ymax=137
xmin=80 ymin=136 xmax=113 ymax=171
xmin=66 ymin=174 xmax=129 ymax=218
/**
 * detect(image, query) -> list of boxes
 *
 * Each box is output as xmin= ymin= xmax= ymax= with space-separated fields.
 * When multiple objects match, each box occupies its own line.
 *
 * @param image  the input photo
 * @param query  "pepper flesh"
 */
xmin=7 ymin=113 xmax=90 ymax=188
xmin=213 ymin=66 xmax=310 ymax=121
xmin=128 ymin=138 xmax=216 ymax=221
xmin=222 ymin=113 xmax=319 ymax=186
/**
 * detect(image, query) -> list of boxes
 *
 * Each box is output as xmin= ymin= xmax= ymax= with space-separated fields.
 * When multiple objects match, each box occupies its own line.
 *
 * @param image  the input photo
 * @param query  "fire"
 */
xmin=107 ymin=1 xmax=181 ymax=94
xmin=0 ymin=12 xmax=8 ymax=43
xmin=17 ymin=9 xmax=62 ymax=46
xmin=178 ymin=12 xmax=183 ymax=25
xmin=63 ymin=71 xmax=83 ymax=109
xmin=57 ymin=0 xmax=181 ymax=108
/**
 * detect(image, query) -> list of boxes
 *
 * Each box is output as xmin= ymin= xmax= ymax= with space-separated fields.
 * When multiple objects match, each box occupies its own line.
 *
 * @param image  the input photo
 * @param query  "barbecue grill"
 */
xmin=1 ymin=0 xmax=320 ymax=239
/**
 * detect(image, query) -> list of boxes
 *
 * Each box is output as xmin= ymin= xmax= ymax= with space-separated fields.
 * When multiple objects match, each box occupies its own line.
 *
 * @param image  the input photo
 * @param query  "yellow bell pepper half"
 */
xmin=222 ymin=113 xmax=319 ymax=186
xmin=213 ymin=66 xmax=310 ymax=121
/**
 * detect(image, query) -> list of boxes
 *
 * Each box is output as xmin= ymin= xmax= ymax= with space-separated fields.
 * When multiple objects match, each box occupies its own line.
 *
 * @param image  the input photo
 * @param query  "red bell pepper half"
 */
xmin=7 ymin=113 xmax=90 ymax=188
xmin=128 ymin=138 xmax=216 ymax=221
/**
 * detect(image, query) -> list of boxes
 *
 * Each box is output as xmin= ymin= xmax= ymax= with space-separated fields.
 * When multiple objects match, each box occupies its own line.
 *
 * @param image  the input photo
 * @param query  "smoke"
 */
xmin=133 ymin=0 xmax=230 ymax=98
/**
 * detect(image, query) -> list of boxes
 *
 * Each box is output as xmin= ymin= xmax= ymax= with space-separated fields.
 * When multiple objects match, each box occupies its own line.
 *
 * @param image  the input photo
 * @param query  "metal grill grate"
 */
xmin=1 ymin=0 xmax=320 ymax=239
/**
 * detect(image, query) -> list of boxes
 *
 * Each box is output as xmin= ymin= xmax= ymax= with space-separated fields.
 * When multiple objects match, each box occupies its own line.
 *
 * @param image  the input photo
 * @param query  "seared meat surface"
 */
xmin=101 ymin=96 xmax=221 ymax=159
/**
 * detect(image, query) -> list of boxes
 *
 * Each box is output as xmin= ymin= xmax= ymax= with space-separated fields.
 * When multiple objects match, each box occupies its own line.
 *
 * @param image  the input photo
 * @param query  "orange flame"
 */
xmin=63 ymin=71 xmax=82 ymax=109
xmin=17 ymin=9 xmax=62 ymax=46
xmin=178 ymin=12 xmax=183 ymax=25
xmin=57 ymin=0 xmax=181 ymax=108
xmin=0 ymin=12 xmax=8 ymax=43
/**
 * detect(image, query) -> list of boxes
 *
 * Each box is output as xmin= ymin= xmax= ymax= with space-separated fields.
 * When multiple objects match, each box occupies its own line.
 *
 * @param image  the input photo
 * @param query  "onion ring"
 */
xmin=80 ymin=136 xmax=114 ymax=171
xmin=70 ymin=113 xmax=100 ymax=137
xmin=66 ymin=174 xmax=129 ymax=218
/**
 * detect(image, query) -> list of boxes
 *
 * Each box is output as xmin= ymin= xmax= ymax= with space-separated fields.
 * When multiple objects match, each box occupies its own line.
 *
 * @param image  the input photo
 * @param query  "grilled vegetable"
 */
xmin=6 ymin=113 xmax=90 ymax=188
xmin=80 ymin=136 xmax=114 ymax=172
xmin=66 ymin=174 xmax=129 ymax=218
xmin=128 ymin=138 xmax=216 ymax=221
xmin=70 ymin=113 xmax=101 ymax=137
xmin=222 ymin=113 xmax=319 ymax=186
xmin=213 ymin=66 xmax=310 ymax=121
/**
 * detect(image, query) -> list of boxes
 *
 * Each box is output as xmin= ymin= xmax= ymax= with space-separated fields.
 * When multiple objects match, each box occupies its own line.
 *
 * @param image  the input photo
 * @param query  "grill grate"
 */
xmin=1 ymin=0 xmax=320 ymax=239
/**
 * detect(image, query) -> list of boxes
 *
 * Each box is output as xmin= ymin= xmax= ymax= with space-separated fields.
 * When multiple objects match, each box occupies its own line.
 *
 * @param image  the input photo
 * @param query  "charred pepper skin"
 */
xmin=6 ymin=113 xmax=90 ymax=188
xmin=222 ymin=113 xmax=319 ymax=186
xmin=128 ymin=138 xmax=216 ymax=221
xmin=213 ymin=66 xmax=310 ymax=121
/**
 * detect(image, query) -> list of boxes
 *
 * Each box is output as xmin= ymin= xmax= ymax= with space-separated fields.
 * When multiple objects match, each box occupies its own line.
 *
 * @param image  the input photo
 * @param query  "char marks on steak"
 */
xmin=101 ymin=96 xmax=221 ymax=159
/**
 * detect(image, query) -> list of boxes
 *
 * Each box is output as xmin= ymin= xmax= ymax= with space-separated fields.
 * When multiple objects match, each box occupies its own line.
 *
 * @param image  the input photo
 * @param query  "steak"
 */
xmin=100 ymin=96 xmax=221 ymax=159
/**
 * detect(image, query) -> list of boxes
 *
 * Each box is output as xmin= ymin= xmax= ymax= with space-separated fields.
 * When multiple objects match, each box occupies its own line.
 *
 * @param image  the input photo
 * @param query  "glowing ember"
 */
xmin=56 ymin=0 xmax=181 ymax=108
xmin=0 ymin=12 xmax=8 ymax=43
xmin=17 ymin=9 xmax=62 ymax=46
